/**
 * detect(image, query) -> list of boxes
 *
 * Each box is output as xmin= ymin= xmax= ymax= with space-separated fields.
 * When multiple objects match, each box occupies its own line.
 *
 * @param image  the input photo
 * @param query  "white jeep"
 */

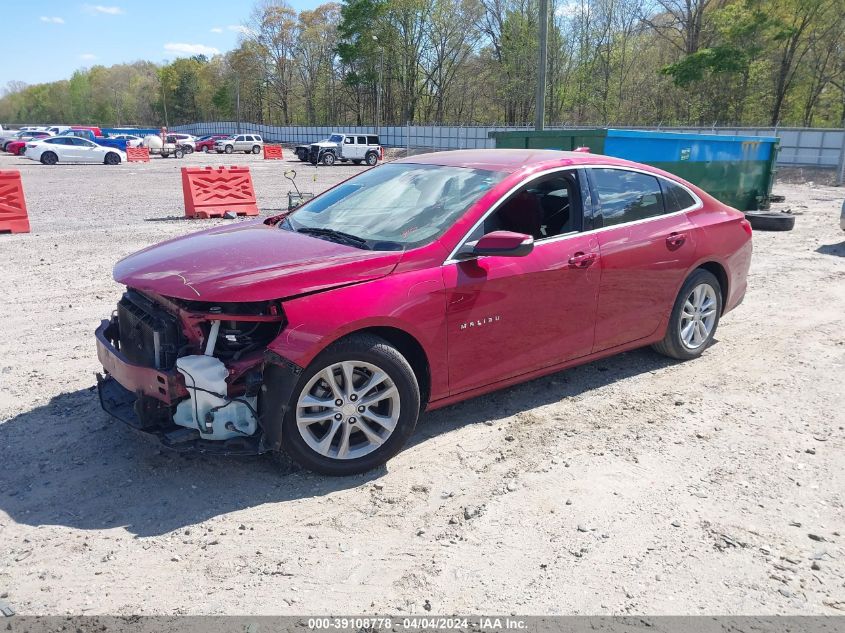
xmin=296 ymin=133 xmax=381 ymax=166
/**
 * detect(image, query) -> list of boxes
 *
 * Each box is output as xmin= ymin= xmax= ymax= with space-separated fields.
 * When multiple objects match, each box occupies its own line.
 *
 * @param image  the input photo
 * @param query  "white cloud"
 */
xmin=83 ymin=5 xmax=124 ymax=15
xmin=40 ymin=16 xmax=65 ymax=24
xmin=228 ymin=24 xmax=253 ymax=36
xmin=555 ymin=1 xmax=585 ymax=18
xmin=80 ymin=53 xmax=97 ymax=61
xmin=163 ymin=42 xmax=220 ymax=56
xmin=210 ymin=27 xmax=223 ymax=34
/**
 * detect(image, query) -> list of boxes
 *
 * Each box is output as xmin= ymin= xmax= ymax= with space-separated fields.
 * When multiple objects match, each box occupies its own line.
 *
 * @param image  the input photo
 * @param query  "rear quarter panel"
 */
xmin=685 ymin=202 xmax=752 ymax=313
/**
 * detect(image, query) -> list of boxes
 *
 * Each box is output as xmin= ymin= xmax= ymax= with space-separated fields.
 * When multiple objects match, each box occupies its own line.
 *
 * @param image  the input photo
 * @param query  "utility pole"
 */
xmin=373 ymin=35 xmax=384 ymax=134
xmin=236 ymin=77 xmax=242 ymax=133
xmin=534 ymin=0 xmax=548 ymax=131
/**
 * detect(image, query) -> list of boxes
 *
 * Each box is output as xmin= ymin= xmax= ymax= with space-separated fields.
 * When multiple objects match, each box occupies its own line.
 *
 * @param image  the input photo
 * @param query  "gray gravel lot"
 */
xmin=0 ymin=149 xmax=843 ymax=615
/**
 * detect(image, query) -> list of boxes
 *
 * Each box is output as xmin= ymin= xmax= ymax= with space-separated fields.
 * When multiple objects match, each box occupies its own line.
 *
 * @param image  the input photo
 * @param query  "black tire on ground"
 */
xmin=40 ymin=151 xmax=58 ymax=165
xmin=174 ymin=149 xmax=184 ymax=159
xmin=202 ymin=146 xmax=209 ymax=153
xmin=252 ymin=145 xmax=261 ymax=154
xmin=17 ymin=146 xmax=26 ymax=156
xmin=744 ymin=211 xmax=795 ymax=231
xmin=297 ymin=149 xmax=307 ymax=162
xmin=216 ymin=150 xmax=224 ymax=154
xmin=652 ymin=268 xmax=723 ymax=361
xmin=104 ymin=152 xmax=121 ymax=165
xmin=184 ymin=146 xmax=194 ymax=154
xmin=224 ymin=145 xmax=234 ymax=154
xmin=352 ymin=159 xmax=362 ymax=165
xmin=322 ymin=152 xmax=336 ymax=166
xmin=365 ymin=151 xmax=378 ymax=166
xmin=280 ymin=334 xmax=421 ymax=476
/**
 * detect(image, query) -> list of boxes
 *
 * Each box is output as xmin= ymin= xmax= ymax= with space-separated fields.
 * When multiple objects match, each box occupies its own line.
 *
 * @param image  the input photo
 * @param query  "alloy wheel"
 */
xmin=679 ymin=283 xmax=718 ymax=349
xmin=295 ymin=360 xmax=400 ymax=460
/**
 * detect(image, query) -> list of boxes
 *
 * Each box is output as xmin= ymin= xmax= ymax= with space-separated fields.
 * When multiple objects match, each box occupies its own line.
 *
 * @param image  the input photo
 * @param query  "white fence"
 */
xmin=173 ymin=122 xmax=845 ymax=183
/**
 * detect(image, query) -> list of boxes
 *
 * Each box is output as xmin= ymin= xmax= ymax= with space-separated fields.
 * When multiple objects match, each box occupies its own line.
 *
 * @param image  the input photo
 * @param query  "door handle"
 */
xmin=666 ymin=232 xmax=687 ymax=250
xmin=568 ymin=252 xmax=597 ymax=268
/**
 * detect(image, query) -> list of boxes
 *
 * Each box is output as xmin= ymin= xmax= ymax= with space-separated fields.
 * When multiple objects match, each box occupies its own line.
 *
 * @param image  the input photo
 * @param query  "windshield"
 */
xmin=283 ymin=163 xmax=506 ymax=249
xmin=328 ymin=134 xmax=343 ymax=142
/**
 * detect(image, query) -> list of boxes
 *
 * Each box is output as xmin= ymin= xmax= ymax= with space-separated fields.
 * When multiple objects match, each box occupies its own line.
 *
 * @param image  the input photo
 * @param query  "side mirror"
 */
xmin=457 ymin=230 xmax=534 ymax=259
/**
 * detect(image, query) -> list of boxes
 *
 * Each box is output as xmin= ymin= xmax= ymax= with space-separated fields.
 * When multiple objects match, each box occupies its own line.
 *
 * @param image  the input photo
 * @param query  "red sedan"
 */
xmin=4 ymin=131 xmax=50 ymax=153
xmin=96 ymin=149 xmax=752 ymax=474
xmin=194 ymin=134 xmax=229 ymax=152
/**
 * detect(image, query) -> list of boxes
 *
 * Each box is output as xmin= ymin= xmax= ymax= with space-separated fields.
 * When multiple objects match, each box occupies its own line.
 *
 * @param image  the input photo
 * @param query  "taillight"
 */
xmin=740 ymin=219 xmax=752 ymax=236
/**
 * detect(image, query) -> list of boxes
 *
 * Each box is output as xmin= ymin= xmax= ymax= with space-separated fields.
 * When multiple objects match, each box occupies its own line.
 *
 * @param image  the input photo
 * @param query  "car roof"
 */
xmin=393 ymin=148 xmax=661 ymax=174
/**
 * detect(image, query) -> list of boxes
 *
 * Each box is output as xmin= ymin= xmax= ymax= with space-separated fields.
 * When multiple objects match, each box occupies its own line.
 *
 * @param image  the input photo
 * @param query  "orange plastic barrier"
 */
xmin=379 ymin=146 xmax=384 ymax=161
xmin=263 ymin=144 xmax=284 ymax=160
xmin=181 ymin=166 xmax=259 ymax=219
xmin=0 ymin=170 xmax=30 ymax=234
xmin=126 ymin=146 xmax=150 ymax=162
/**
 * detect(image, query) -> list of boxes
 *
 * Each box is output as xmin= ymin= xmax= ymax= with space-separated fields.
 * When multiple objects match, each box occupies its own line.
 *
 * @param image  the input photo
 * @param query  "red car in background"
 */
xmin=96 ymin=149 xmax=752 ymax=475
xmin=194 ymin=134 xmax=229 ymax=152
xmin=4 ymin=131 xmax=51 ymax=154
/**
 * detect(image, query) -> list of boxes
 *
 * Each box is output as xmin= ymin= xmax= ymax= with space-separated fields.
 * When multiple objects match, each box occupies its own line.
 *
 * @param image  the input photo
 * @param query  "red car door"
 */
xmin=442 ymin=169 xmax=601 ymax=396
xmin=588 ymin=167 xmax=699 ymax=353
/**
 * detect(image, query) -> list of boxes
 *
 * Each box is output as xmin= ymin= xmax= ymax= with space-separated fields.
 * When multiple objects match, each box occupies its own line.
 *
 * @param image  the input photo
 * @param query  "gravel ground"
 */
xmin=0 ymin=149 xmax=843 ymax=616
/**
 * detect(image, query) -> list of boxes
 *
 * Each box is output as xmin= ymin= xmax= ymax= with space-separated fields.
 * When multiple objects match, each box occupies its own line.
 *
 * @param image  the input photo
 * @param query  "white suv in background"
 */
xmin=215 ymin=133 xmax=264 ymax=154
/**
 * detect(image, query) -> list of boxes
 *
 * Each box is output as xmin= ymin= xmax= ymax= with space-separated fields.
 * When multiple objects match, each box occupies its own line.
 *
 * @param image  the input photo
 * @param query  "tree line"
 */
xmin=1 ymin=0 xmax=843 ymax=128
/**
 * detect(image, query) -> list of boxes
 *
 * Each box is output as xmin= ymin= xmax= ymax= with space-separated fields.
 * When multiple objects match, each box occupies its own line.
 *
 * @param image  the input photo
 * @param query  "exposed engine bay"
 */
xmin=96 ymin=289 xmax=292 ymax=454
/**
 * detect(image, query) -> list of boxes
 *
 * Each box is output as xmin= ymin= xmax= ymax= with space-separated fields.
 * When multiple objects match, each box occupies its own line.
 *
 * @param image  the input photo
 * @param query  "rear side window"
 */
xmin=661 ymin=179 xmax=697 ymax=212
xmin=591 ymin=168 xmax=665 ymax=227
xmin=367 ymin=136 xmax=379 ymax=145
xmin=356 ymin=136 xmax=367 ymax=144
xmin=254 ymin=135 xmax=262 ymax=142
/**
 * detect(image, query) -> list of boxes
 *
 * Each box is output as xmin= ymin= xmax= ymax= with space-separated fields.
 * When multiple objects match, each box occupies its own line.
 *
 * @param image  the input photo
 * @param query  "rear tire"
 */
xmin=174 ymin=149 xmax=184 ymax=159
xmin=280 ymin=334 xmax=420 ymax=476
xmin=653 ymin=269 xmax=722 ymax=361
xmin=296 ymin=149 xmax=307 ymax=162
xmin=40 ymin=152 xmax=58 ymax=165
xmin=104 ymin=152 xmax=121 ymax=165
xmin=365 ymin=151 xmax=378 ymax=166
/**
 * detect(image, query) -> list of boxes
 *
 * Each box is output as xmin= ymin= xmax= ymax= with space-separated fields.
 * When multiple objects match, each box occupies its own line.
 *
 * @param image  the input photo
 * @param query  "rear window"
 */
xmin=591 ymin=168 xmax=665 ymax=227
xmin=661 ymin=179 xmax=697 ymax=212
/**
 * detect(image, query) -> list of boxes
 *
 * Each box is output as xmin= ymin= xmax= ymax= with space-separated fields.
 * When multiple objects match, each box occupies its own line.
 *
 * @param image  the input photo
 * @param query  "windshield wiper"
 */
xmin=296 ymin=227 xmax=370 ymax=249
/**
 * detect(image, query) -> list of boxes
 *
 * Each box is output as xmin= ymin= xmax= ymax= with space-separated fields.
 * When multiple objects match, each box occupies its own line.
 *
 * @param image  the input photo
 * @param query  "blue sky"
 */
xmin=0 ymin=1 xmax=321 ymax=89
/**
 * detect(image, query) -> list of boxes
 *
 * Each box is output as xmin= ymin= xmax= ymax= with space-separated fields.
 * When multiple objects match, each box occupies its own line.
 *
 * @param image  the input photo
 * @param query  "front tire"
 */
xmin=224 ymin=145 xmax=234 ymax=154
xmin=201 ymin=146 xmax=210 ymax=153
xmin=252 ymin=145 xmax=261 ymax=154
xmin=40 ymin=151 xmax=58 ymax=165
xmin=653 ymin=269 xmax=722 ymax=360
xmin=296 ymin=149 xmax=307 ymax=162
xmin=322 ymin=151 xmax=336 ymax=166
xmin=281 ymin=334 xmax=420 ymax=475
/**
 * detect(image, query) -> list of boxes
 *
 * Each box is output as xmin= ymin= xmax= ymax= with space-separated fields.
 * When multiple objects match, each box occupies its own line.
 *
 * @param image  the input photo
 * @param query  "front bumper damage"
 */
xmin=95 ymin=312 xmax=302 ymax=456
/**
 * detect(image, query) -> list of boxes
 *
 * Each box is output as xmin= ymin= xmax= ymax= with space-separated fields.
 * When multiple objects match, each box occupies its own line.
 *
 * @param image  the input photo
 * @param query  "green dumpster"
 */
xmin=489 ymin=128 xmax=780 ymax=211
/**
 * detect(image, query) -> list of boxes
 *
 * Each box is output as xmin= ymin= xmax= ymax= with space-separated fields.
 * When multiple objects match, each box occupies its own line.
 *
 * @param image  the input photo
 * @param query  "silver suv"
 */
xmin=215 ymin=133 xmax=264 ymax=155
xmin=296 ymin=133 xmax=381 ymax=166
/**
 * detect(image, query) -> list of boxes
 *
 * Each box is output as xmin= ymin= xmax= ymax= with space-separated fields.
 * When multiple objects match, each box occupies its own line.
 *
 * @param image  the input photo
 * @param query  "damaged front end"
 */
xmin=96 ymin=289 xmax=299 ymax=455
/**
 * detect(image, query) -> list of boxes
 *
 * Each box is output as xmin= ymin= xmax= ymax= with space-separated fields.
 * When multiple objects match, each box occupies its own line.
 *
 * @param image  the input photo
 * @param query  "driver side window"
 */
xmin=469 ymin=170 xmax=585 ymax=242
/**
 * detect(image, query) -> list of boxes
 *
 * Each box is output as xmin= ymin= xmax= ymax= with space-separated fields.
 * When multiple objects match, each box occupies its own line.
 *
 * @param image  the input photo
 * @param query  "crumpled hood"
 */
xmin=113 ymin=220 xmax=402 ymax=303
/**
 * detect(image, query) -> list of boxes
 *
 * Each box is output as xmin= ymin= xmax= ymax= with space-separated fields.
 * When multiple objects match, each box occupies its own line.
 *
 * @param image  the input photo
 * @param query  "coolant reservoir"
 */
xmin=173 ymin=355 xmax=258 ymax=440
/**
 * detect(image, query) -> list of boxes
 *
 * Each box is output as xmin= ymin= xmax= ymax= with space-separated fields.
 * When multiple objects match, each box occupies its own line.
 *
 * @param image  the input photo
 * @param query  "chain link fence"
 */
xmin=172 ymin=122 xmax=845 ymax=184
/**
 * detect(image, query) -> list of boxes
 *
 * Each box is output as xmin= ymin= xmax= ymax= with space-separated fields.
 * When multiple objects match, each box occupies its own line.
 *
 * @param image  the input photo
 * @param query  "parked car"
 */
xmin=111 ymin=134 xmax=144 ymax=148
xmin=297 ymin=133 xmax=381 ymax=166
xmin=4 ymin=131 xmax=51 ymax=153
xmin=214 ymin=133 xmax=264 ymax=154
xmin=0 ymin=129 xmax=27 ymax=145
xmin=26 ymin=136 xmax=126 ymax=165
xmin=95 ymin=149 xmax=752 ymax=475
xmin=58 ymin=129 xmax=128 ymax=151
xmin=164 ymin=133 xmax=196 ymax=150
xmin=194 ymin=134 xmax=229 ymax=153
